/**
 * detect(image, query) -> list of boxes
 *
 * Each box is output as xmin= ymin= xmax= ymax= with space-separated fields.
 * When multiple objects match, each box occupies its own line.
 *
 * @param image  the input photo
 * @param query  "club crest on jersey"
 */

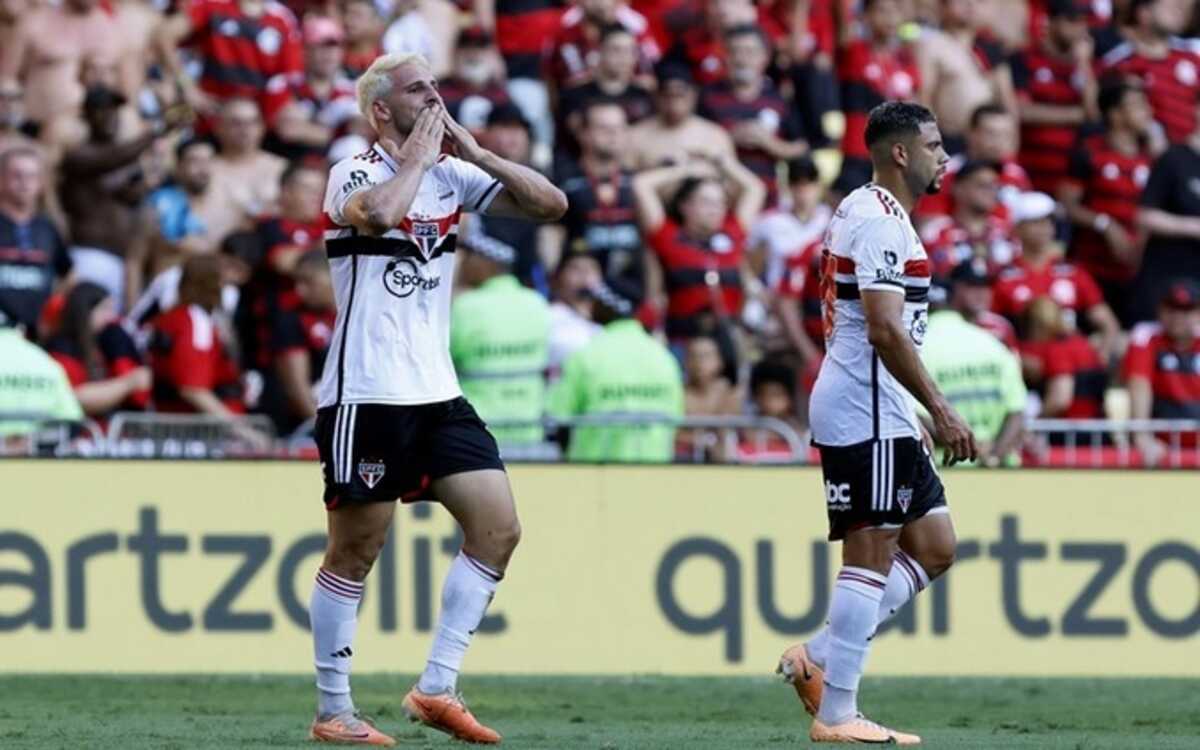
xmin=358 ymin=459 xmax=386 ymax=489
xmin=411 ymin=221 xmax=441 ymax=257
xmin=384 ymin=257 xmax=440 ymax=298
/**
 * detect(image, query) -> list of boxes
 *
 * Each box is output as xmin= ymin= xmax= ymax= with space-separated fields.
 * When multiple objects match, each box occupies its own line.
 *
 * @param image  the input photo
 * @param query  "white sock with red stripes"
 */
xmin=806 ymin=550 xmax=930 ymax=669
xmin=817 ymin=567 xmax=888 ymax=726
xmin=417 ymin=552 xmax=502 ymax=695
xmin=311 ymin=568 xmax=364 ymax=718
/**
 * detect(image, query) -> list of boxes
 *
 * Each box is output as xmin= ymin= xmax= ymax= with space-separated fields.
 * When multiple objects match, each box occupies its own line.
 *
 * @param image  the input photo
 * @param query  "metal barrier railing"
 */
xmin=1025 ymin=418 xmax=1200 ymax=468
xmin=106 ymin=412 xmax=278 ymax=458
xmin=0 ymin=413 xmax=107 ymax=457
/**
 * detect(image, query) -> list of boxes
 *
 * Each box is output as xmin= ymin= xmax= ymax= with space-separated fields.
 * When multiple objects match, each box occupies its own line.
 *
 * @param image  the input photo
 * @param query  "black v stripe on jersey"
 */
xmin=334 ymin=257 xmax=358 ymax=405
xmin=325 ymin=235 xmax=458 ymax=262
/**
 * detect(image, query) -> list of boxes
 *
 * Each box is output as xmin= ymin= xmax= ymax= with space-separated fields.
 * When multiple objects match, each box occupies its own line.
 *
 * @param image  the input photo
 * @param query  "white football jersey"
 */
xmin=317 ymin=143 xmax=504 ymax=408
xmin=809 ymin=183 xmax=932 ymax=446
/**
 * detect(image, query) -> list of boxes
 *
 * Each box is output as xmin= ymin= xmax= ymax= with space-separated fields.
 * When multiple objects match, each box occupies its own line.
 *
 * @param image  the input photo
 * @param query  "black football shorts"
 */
xmin=314 ymin=397 xmax=505 ymax=508
xmin=816 ymin=436 xmax=948 ymax=541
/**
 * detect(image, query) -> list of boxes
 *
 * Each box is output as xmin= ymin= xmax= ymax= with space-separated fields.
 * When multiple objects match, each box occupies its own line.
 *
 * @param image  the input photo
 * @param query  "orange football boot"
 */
xmin=810 ymin=713 xmax=921 ymax=745
xmin=402 ymin=687 xmax=501 ymax=744
xmin=309 ymin=711 xmax=396 ymax=746
xmin=776 ymin=643 xmax=824 ymax=716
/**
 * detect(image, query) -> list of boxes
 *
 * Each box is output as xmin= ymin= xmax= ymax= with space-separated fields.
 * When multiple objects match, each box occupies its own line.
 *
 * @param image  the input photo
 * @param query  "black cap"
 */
xmin=655 ymin=62 xmax=695 ymax=88
xmin=83 ymin=85 xmax=128 ymax=111
xmin=950 ymin=258 xmax=993 ymax=286
xmin=458 ymin=26 xmax=493 ymax=47
xmin=1161 ymin=280 xmax=1199 ymax=310
xmin=486 ymin=102 xmax=531 ymax=132
xmin=1047 ymin=0 xmax=1088 ymax=17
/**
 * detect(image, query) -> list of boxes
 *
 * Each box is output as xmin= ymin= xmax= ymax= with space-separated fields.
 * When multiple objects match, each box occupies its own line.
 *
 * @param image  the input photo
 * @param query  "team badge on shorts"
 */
xmin=358 ymin=459 xmax=387 ymax=489
xmin=896 ymin=487 xmax=914 ymax=513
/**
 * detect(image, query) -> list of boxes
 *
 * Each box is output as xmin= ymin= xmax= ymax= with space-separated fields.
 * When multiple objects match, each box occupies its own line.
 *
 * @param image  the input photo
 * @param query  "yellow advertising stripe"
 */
xmin=0 ymin=462 xmax=1197 ymax=675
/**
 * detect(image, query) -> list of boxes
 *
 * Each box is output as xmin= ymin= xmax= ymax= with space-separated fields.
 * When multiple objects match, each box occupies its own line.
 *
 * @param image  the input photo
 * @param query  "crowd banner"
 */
xmin=1 ymin=462 xmax=1197 ymax=675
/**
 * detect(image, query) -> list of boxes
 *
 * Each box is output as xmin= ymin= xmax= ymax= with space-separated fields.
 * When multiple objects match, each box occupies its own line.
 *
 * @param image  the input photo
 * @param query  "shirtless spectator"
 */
xmin=340 ymin=0 xmax=386 ymax=79
xmin=629 ymin=63 xmax=736 ymax=171
xmin=0 ymin=81 xmax=37 ymax=157
xmin=60 ymin=87 xmax=186 ymax=310
xmin=681 ymin=334 xmax=742 ymax=457
xmin=544 ymin=0 xmax=659 ymax=94
xmin=662 ymin=0 xmax=757 ymax=86
xmin=263 ymin=16 xmax=360 ymax=160
xmin=0 ymin=0 xmax=124 ymax=141
xmin=438 ymin=27 xmax=512 ymax=136
xmin=0 ymin=147 xmax=71 ymax=337
xmin=154 ymin=0 xmax=303 ymax=122
xmin=557 ymin=25 xmax=656 ymax=157
xmin=211 ymin=99 xmax=288 ymax=230
xmin=916 ymin=0 xmax=1017 ymax=151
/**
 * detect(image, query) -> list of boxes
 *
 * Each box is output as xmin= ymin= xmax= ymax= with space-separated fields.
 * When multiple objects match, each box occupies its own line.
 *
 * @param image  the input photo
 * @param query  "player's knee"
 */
xmin=923 ymin=537 xmax=957 ymax=578
xmin=324 ymin=530 xmax=388 ymax=581
xmin=466 ymin=517 xmax=521 ymax=570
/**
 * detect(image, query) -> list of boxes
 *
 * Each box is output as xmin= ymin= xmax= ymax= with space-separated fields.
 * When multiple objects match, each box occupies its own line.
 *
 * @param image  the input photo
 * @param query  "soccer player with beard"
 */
xmin=307 ymin=52 xmax=566 ymax=746
xmin=775 ymin=102 xmax=977 ymax=745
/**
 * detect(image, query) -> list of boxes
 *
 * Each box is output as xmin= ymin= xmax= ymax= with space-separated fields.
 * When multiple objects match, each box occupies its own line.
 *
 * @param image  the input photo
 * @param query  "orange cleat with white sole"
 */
xmin=309 ymin=711 xmax=396 ymax=746
xmin=402 ymin=687 xmax=502 ymax=744
xmin=810 ymin=713 xmax=921 ymax=745
xmin=776 ymin=643 xmax=824 ymax=716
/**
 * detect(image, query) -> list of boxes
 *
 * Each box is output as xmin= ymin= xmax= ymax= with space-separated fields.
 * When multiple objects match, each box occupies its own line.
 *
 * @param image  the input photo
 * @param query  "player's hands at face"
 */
xmin=440 ymin=106 xmax=486 ymax=164
xmin=933 ymin=406 xmax=978 ymax=466
xmin=390 ymin=105 xmax=444 ymax=170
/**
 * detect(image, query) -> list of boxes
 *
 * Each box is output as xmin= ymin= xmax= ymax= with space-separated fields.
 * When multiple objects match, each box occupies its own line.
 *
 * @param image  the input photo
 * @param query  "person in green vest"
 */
xmin=0 ymin=305 xmax=83 ymax=439
xmin=547 ymin=279 xmax=684 ymax=462
xmin=451 ymin=233 xmax=550 ymax=445
xmin=921 ymin=260 xmax=1028 ymax=467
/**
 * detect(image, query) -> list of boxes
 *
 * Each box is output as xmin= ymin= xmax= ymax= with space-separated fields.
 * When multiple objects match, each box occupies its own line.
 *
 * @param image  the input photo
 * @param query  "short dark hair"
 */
xmin=968 ymin=102 xmax=1009 ymax=130
xmin=864 ymin=101 xmax=936 ymax=150
xmin=786 ymin=155 xmax=820 ymax=185
xmin=175 ymin=136 xmax=215 ymax=160
xmin=724 ymin=23 xmax=769 ymax=48
xmin=598 ymin=22 xmax=634 ymax=44
xmin=580 ymin=97 xmax=628 ymax=128
xmin=1125 ymin=0 xmax=1155 ymax=26
xmin=280 ymin=159 xmax=323 ymax=188
xmin=1098 ymin=79 xmax=1140 ymax=123
xmin=750 ymin=359 xmax=796 ymax=397
xmin=668 ymin=176 xmax=723 ymax=224
xmin=955 ymin=159 xmax=999 ymax=183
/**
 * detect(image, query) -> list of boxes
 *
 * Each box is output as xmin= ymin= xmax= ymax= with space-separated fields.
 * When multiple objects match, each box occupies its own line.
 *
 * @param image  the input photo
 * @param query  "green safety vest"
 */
xmin=451 ymin=275 xmax=550 ymax=445
xmin=920 ymin=310 xmax=1027 ymax=467
xmin=0 ymin=329 xmax=83 ymax=437
xmin=547 ymin=319 xmax=684 ymax=463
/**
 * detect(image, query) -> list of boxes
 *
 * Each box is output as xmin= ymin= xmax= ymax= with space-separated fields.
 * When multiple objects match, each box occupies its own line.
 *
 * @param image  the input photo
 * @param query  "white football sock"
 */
xmin=817 ymin=567 xmax=887 ymax=726
xmin=311 ymin=568 xmax=364 ymax=718
xmin=417 ymin=552 xmax=502 ymax=695
xmin=807 ymin=551 xmax=930 ymax=670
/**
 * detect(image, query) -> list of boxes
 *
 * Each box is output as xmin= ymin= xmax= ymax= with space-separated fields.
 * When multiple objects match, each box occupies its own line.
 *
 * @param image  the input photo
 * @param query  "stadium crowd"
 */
xmin=1 ymin=0 xmax=1199 ymax=463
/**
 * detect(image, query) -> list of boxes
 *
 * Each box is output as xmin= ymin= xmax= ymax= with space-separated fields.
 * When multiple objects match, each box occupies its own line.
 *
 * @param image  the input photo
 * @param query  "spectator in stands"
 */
xmin=148 ymin=255 xmax=268 ymax=445
xmin=60 ymin=86 xmax=183 ymax=310
xmin=211 ymin=98 xmax=287 ymax=225
xmin=699 ymin=25 xmax=807 ymax=204
xmin=1132 ymin=104 xmax=1200 ymax=323
xmin=750 ymin=156 xmax=829 ymax=288
xmin=1124 ymin=281 xmax=1200 ymax=465
xmin=922 ymin=261 xmax=1028 ymax=466
xmin=44 ymin=281 xmax=151 ymax=419
xmin=439 ymin=28 xmax=512 ymax=136
xmin=263 ymin=16 xmax=360 ymax=161
xmin=632 ymin=152 xmax=765 ymax=347
xmin=947 ymin=257 xmax=1017 ymax=350
xmin=548 ymin=279 xmax=684 ymax=462
xmin=128 ymin=229 xmax=249 ymax=330
xmin=1098 ymin=0 xmax=1199 ymax=144
xmin=451 ymin=239 xmax=550 ymax=445
xmin=0 ymin=81 xmax=38 ymax=157
xmin=1059 ymin=81 xmax=1156 ymax=321
xmin=1011 ymin=0 xmax=1099 ymax=194
xmin=264 ymin=250 xmax=335 ymax=434
xmin=918 ymin=104 xmax=1031 ymax=222
xmin=916 ymin=0 xmax=1017 ymax=152
xmin=683 ymin=334 xmax=741 ymax=419
xmin=340 ymin=0 xmax=385 ymax=78
xmin=739 ymin=358 xmax=804 ymax=460
xmin=0 ymin=147 xmax=70 ymax=337
xmin=1021 ymin=295 xmax=1107 ymax=420
xmin=995 ymin=191 xmax=1123 ymax=361
xmin=155 ymin=0 xmax=303 ymax=122
xmin=0 ymin=0 xmax=123 ymax=140
xmin=544 ymin=0 xmax=659 ymax=94
xmin=0 ymin=303 xmax=82 ymax=440
xmin=146 ymin=138 xmax=220 ymax=258
xmin=629 ymin=63 xmax=736 ymax=172
xmin=920 ymin=160 xmax=1019 ymax=279
xmin=548 ymin=252 xmax=603 ymax=375
xmin=662 ymin=0 xmax=756 ymax=87
xmin=833 ymin=0 xmax=922 ymax=195
xmin=557 ymin=24 xmax=655 ymax=157
xmin=557 ymin=100 xmax=644 ymax=298
xmin=471 ymin=104 xmax=547 ymax=292
xmin=380 ymin=0 xmax=437 ymax=73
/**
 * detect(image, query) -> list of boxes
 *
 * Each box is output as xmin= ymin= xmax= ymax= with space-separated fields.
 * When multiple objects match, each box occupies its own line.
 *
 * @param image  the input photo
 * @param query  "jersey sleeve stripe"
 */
xmin=474 ymin=179 xmax=503 ymax=211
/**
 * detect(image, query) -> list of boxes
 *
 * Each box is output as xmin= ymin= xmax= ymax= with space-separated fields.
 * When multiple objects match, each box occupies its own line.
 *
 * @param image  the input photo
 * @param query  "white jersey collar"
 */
xmin=372 ymin=142 xmax=399 ymax=174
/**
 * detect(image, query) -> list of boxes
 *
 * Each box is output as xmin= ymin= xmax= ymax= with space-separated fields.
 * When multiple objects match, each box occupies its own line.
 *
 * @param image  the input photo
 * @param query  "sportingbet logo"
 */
xmin=383 ymin=257 xmax=440 ymax=299
xmin=824 ymin=481 xmax=851 ymax=510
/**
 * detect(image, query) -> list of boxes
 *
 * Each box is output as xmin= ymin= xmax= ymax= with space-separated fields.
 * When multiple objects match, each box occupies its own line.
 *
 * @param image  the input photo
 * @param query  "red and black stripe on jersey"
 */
xmin=1065 ymin=133 xmax=1151 ymax=282
xmin=1099 ymin=40 xmax=1200 ymax=143
xmin=1012 ymin=47 xmax=1086 ymax=193
xmin=837 ymin=40 xmax=920 ymax=160
xmin=699 ymin=80 xmax=800 ymax=201
xmin=828 ymin=253 xmax=932 ymax=303
xmin=649 ymin=215 xmax=746 ymax=335
xmin=495 ymin=0 xmax=567 ymax=78
xmin=1123 ymin=326 xmax=1200 ymax=419
xmin=559 ymin=166 xmax=641 ymax=282
xmin=184 ymin=0 xmax=303 ymax=104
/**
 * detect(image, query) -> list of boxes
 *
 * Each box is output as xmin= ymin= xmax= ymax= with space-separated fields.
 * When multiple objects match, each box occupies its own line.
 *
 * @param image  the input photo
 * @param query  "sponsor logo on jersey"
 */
xmin=383 ymin=257 xmax=440 ymax=298
xmin=343 ymin=170 xmax=371 ymax=194
xmin=357 ymin=459 xmax=386 ymax=489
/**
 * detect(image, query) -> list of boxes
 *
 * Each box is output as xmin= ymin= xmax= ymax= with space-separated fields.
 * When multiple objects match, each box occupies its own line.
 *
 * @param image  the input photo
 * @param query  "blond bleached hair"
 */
xmin=356 ymin=52 xmax=431 ymax=130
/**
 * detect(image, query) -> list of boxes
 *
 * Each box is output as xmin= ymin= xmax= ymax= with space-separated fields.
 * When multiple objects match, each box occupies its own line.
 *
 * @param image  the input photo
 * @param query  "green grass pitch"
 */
xmin=3 ymin=675 xmax=1198 ymax=748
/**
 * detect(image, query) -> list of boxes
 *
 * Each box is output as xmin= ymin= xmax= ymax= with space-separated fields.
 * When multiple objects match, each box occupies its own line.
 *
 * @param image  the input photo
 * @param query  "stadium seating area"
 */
xmin=0 ymin=0 xmax=1198 ymax=464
